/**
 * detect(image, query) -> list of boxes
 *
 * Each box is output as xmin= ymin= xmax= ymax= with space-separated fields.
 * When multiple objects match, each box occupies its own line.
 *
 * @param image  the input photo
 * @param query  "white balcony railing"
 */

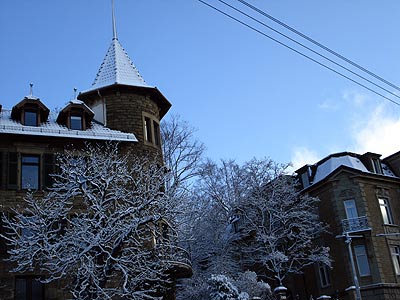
xmin=341 ymin=216 xmax=371 ymax=233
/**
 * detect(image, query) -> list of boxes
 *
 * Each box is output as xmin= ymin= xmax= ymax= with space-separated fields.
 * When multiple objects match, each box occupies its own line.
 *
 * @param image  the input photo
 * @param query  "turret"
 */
xmin=78 ymin=1 xmax=171 ymax=155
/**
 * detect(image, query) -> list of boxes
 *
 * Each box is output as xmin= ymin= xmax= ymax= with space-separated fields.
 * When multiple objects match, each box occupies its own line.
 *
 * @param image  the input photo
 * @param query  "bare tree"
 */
xmin=179 ymin=157 xmax=329 ymax=297
xmin=161 ymin=114 xmax=205 ymax=201
xmin=2 ymin=143 xmax=183 ymax=300
xmin=237 ymin=175 xmax=330 ymax=286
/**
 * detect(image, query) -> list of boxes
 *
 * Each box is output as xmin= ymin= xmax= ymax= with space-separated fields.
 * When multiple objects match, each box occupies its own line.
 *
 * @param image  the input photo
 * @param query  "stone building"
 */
xmin=0 ymin=8 xmax=191 ymax=300
xmin=293 ymin=151 xmax=400 ymax=300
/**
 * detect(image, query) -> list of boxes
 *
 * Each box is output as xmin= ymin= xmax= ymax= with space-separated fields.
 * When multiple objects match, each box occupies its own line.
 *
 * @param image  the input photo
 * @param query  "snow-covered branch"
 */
xmin=2 ymin=142 xmax=184 ymax=300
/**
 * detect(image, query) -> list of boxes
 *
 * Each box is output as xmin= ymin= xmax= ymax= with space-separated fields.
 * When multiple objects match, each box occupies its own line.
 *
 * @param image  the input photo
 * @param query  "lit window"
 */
xmin=24 ymin=111 xmax=37 ymax=126
xmin=318 ymin=263 xmax=331 ymax=287
xmin=21 ymin=155 xmax=40 ymax=190
xmin=15 ymin=277 xmax=44 ymax=300
xmin=70 ymin=115 xmax=82 ymax=130
xmin=379 ymin=198 xmax=394 ymax=225
xmin=354 ymin=245 xmax=371 ymax=276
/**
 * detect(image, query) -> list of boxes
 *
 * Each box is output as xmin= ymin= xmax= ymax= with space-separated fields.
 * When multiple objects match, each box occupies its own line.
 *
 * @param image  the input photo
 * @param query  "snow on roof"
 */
xmin=0 ymin=110 xmax=137 ymax=142
xmin=70 ymin=99 xmax=84 ymax=105
xmin=24 ymin=95 xmax=40 ymax=101
xmin=65 ymin=99 xmax=94 ymax=114
xmin=87 ymin=38 xmax=151 ymax=92
xmin=382 ymin=163 xmax=396 ymax=177
xmin=313 ymin=155 xmax=368 ymax=184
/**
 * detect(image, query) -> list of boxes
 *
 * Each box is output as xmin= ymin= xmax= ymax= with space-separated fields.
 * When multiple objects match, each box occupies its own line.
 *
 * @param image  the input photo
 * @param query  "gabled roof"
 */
xmin=90 ymin=38 xmax=150 ymax=90
xmin=11 ymin=95 xmax=50 ymax=122
xmin=56 ymin=100 xmax=95 ymax=124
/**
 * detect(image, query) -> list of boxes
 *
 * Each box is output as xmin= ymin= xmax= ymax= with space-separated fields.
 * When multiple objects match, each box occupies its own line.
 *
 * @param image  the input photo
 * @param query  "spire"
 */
xmin=112 ymin=0 xmax=117 ymax=40
xmin=91 ymin=39 xmax=150 ymax=89
xmin=86 ymin=0 xmax=150 ymax=91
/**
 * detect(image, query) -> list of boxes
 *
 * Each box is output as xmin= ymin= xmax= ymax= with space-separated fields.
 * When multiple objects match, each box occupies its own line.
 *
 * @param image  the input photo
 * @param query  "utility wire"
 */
xmin=235 ymin=0 xmax=400 ymax=93
xmin=196 ymin=0 xmax=400 ymax=106
xmin=216 ymin=0 xmax=400 ymax=101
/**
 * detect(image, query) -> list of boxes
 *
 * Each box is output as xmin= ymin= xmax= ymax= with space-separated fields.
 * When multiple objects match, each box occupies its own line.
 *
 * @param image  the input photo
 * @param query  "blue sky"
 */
xmin=1 ymin=0 xmax=400 ymax=169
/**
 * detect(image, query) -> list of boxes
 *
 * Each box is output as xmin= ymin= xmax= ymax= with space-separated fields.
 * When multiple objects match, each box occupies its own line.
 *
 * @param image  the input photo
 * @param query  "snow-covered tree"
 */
xmin=2 ymin=143 xmax=184 ymax=300
xmin=234 ymin=271 xmax=271 ymax=300
xmin=237 ymin=175 xmax=330 ymax=286
xmin=161 ymin=114 xmax=205 ymax=201
xmin=180 ymin=271 xmax=271 ymax=300
xmin=186 ymin=158 xmax=287 ymax=275
xmin=209 ymin=274 xmax=248 ymax=300
xmin=178 ymin=157 xmax=329 ymax=297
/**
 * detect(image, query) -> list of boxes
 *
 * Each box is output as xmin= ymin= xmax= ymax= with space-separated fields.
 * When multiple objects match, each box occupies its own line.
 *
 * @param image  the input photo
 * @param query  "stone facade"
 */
xmin=292 ymin=152 xmax=400 ymax=300
xmin=0 ymin=78 xmax=189 ymax=299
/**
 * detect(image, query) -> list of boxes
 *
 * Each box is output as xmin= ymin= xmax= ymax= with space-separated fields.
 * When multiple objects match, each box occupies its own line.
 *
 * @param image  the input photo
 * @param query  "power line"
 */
xmin=235 ymin=0 xmax=400 ymax=93
xmin=195 ymin=0 xmax=400 ymax=106
xmin=216 ymin=0 xmax=400 ymax=101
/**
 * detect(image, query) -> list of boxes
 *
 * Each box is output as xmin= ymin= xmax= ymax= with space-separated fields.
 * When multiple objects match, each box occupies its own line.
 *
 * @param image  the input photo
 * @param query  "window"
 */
xmin=70 ymin=115 xmax=82 ymax=130
xmin=372 ymin=158 xmax=383 ymax=174
xmin=379 ymin=198 xmax=394 ymax=225
xmin=354 ymin=245 xmax=371 ymax=276
xmin=318 ymin=263 xmax=331 ymax=287
xmin=21 ymin=155 xmax=40 ymax=190
xmin=344 ymin=199 xmax=359 ymax=230
xmin=144 ymin=117 xmax=152 ymax=142
xmin=143 ymin=114 xmax=161 ymax=147
xmin=153 ymin=121 xmax=160 ymax=146
xmin=391 ymin=246 xmax=400 ymax=275
xmin=344 ymin=199 xmax=358 ymax=219
xmin=24 ymin=111 xmax=38 ymax=126
xmin=15 ymin=277 xmax=44 ymax=300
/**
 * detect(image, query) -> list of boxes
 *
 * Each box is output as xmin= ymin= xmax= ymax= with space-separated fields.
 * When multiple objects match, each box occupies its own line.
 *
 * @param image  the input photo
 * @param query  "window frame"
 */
xmin=21 ymin=154 xmax=40 ymax=190
xmin=144 ymin=116 xmax=152 ymax=143
xmin=69 ymin=114 xmax=83 ymax=130
xmin=372 ymin=158 xmax=383 ymax=174
xmin=354 ymin=244 xmax=371 ymax=277
xmin=153 ymin=120 xmax=160 ymax=146
xmin=142 ymin=113 xmax=161 ymax=148
xmin=23 ymin=110 xmax=38 ymax=127
xmin=317 ymin=262 xmax=331 ymax=288
xmin=378 ymin=197 xmax=394 ymax=225
xmin=391 ymin=246 xmax=400 ymax=275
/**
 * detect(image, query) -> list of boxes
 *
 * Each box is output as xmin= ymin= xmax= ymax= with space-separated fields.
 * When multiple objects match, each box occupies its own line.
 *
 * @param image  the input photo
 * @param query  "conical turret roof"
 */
xmin=90 ymin=38 xmax=151 ymax=90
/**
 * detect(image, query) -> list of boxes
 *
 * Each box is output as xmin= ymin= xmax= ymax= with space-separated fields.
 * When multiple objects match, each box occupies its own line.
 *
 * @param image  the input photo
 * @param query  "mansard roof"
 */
xmin=296 ymin=151 xmax=398 ymax=190
xmin=90 ymin=38 xmax=149 ymax=90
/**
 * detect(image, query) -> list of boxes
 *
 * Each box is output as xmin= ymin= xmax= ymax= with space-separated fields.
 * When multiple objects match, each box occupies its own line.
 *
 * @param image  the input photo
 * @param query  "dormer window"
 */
xmin=57 ymin=100 xmax=94 ymax=131
xmin=372 ymin=158 xmax=383 ymax=174
xmin=24 ymin=110 xmax=38 ymax=126
xmin=11 ymin=96 xmax=49 ymax=126
xmin=70 ymin=115 xmax=83 ymax=130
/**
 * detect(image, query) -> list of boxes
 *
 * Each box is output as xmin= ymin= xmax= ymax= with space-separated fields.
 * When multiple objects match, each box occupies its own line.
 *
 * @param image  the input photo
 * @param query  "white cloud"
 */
xmin=289 ymin=146 xmax=320 ymax=172
xmin=343 ymin=90 xmax=370 ymax=107
xmin=318 ymin=99 xmax=338 ymax=111
xmin=351 ymin=103 xmax=400 ymax=156
xmin=288 ymin=90 xmax=400 ymax=173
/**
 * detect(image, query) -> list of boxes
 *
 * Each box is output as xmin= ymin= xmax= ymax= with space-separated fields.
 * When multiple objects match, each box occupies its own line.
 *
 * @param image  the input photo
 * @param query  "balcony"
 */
xmin=341 ymin=216 xmax=371 ymax=234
